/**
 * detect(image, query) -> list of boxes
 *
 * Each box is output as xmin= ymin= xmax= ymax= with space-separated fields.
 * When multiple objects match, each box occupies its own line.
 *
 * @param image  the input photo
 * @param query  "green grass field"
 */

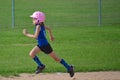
xmin=0 ymin=26 xmax=120 ymax=76
xmin=0 ymin=0 xmax=120 ymax=76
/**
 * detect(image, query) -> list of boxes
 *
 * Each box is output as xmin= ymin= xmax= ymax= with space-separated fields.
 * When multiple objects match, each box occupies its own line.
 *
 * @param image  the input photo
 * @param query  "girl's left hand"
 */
xmin=50 ymin=36 xmax=54 ymax=41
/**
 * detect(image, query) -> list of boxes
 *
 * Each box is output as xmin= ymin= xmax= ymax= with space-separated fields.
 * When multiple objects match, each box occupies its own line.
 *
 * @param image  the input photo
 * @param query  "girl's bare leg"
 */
xmin=48 ymin=51 xmax=61 ymax=62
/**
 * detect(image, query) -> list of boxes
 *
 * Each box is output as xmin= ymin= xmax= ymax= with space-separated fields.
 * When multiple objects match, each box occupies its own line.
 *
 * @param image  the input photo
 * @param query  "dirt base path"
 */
xmin=0 ymin=71 xmax=120 ymax=80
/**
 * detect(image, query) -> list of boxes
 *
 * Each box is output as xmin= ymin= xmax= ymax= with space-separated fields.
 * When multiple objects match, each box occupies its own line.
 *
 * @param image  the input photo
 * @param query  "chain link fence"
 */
xmin=0 ymin=0 xmax=120 ymax=29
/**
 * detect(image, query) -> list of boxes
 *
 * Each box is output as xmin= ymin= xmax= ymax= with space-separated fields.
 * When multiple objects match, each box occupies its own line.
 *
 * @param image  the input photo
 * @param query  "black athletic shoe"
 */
xmin=68 ymin=65 xmax=75 ymax=77
xmin=35 ymin=65 xmax=45 ymax=74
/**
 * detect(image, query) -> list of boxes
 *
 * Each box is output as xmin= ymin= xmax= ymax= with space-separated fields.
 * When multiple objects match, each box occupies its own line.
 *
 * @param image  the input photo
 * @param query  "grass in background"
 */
xmin=0 ymin=26 xmax=120 ymax=76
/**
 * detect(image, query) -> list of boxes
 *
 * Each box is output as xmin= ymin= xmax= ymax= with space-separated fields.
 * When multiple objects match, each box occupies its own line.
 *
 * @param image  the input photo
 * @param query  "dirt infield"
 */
xmin=0 ymin=71 xmax=120 ymax=80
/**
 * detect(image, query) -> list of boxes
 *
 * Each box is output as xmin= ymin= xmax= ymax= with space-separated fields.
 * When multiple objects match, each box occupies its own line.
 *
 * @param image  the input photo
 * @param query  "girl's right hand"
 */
xmin=23 ymin=29 xmax=28 ymax=35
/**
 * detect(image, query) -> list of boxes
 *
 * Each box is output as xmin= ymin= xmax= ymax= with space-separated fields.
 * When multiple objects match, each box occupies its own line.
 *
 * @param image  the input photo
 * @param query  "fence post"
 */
xmin=12 ymin=0 xmax=15 ymax=28
xmin=98 ymin=0 xmax=102 ymax=26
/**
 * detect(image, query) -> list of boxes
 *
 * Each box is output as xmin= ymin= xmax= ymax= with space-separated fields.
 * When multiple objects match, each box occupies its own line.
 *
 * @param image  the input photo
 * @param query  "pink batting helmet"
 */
xmin=30 ymin=11 xmax=45 ymax=23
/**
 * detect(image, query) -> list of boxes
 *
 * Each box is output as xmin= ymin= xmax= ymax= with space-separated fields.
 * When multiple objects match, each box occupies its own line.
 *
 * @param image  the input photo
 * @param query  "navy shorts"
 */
xmin=37 ymin=44 xmax=53 ymax=54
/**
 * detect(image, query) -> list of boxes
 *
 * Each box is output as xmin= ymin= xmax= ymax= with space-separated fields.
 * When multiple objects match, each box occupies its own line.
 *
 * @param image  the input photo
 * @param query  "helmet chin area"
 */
xmin=32 ymin=18 xmax=39 ymax=25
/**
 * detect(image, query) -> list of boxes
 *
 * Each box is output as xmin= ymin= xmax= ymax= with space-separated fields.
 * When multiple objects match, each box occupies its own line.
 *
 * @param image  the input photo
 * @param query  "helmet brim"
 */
xmin=30 ymin=15 xmax=37 ymax=19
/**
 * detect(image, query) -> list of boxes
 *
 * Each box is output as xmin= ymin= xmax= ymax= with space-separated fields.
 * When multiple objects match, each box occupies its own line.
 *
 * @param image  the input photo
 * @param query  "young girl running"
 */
xmin=23 ymin=11 xmax=74 ymax=77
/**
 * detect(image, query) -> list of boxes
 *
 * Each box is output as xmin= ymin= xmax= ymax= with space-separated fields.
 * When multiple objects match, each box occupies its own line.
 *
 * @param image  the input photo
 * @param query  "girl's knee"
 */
xmin=29 ymin=52 xmax=35 ymax=58
xmin=29 ymin=46 xmax=40 ymax=58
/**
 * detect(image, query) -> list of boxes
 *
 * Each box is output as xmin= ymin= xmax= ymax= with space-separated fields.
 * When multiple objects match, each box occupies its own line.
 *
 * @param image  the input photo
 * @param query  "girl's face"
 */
xmin=32 ymin=18 xmax=37 ymax=25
